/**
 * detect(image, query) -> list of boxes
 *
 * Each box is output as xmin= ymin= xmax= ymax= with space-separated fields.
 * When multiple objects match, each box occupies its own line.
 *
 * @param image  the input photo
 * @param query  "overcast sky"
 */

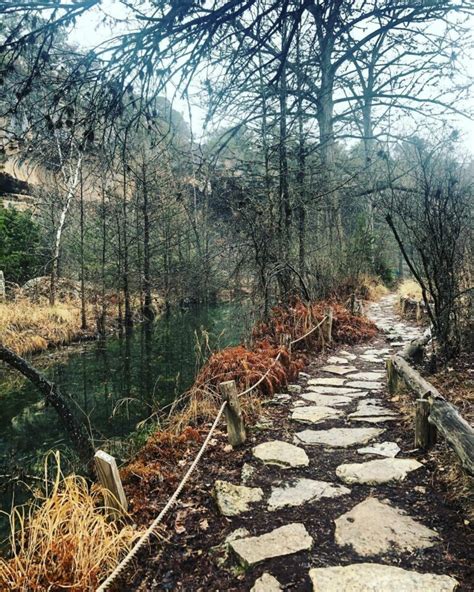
xmin=68 ymin=1 xmax=474 ymax=153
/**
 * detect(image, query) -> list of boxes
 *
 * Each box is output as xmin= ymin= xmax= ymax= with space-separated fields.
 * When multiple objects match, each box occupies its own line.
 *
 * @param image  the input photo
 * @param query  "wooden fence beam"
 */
xmin=219 ymin=380 xmax=246 ymax=447
xmin=94 ymin=450 xmax=128 ymax=516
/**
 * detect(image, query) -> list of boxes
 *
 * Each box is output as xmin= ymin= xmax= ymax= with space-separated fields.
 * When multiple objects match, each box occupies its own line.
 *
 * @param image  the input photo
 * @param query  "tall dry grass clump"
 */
xmin=397 ymin=278 xmax=423 ymax=300
xmin=0 ymin=453 xmax=140 ymax=592
xmin=0 ymin=300 xmax=89 ymax=356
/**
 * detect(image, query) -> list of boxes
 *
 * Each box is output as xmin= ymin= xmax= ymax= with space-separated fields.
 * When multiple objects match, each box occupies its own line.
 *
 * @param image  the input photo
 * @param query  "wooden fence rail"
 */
xmin=386 ymin=342 xmax=474 ymax=476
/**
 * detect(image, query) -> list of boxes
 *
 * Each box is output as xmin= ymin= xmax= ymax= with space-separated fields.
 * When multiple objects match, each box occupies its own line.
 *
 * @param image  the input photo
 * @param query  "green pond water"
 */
xmin=0 ymin=302 xmax=251 ymax=541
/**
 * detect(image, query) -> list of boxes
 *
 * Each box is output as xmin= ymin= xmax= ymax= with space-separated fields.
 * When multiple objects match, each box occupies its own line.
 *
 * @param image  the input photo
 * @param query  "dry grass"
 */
xmin=0 ymin=300 xmax=91 ymax=356
xmin=397 ymin=278 xmax=423 ymax=300
xmin=0 ymin=453 xmax=140 ymax=592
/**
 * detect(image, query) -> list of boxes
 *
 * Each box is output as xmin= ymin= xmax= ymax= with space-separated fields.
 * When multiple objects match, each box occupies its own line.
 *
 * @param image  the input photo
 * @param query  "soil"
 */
xmin=112 ymin=309 xmax=473 ymax=591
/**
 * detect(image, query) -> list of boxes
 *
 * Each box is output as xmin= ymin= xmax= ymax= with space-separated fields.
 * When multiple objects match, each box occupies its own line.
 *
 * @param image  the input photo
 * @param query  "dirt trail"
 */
xmin=128 ymin=295 xmax=472 ymax=591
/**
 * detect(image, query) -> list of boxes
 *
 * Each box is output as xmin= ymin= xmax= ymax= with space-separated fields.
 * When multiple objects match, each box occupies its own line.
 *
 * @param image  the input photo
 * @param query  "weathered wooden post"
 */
xmin=386 ymin=357 xmax=396 ymax=394
xmin=325 ymin=307 xmax=333 ymax=343
xmin=415 ymin=398 xmax=437 ymax=450
xmin=219 ymin=380 xmax=246 ymax=447
xmin=94 ymin=450 xmax=128 ymax=516
xmin=416 ymin=300 xmax=422 ymax=322
xmin=279 ymin=333 xmax=292 ymax=353
xmin=0 ymin=271 xmax=5 ymax=302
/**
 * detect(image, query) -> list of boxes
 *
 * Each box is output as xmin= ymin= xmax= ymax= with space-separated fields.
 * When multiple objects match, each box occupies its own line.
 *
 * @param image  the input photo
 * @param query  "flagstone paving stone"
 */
xmin=253 ymin=440 xmax=309 ymax=468
xmin=300 ymin=392 xmax=353 ymax=406
xmin=357 ymin=441 xmax=401 ymax=457
xmin=308 ymin=564 xmax=458 ymax=592
xmin=229 ymin=523 xmax=313 ymax=567
xmin=306 ymin=386 xmax=367 ymax=396
xmin=251 ymin=573 xmax=282 ymax=591
xmin=307 ymin=377 xmax=346 ymax=386
xmin=327 ymin=355 xmax=350 ymax=364
xmin=335 ymin=497 xmax=439 ymax=556
xmin=346 ymin=380 xmax=384 ymax=390
xmin=294 ymin=427 xmax=384 ymax=447
xmin=268 ymin=478 xmax=351 ymax=510
xmin=346 ymin=371 xmax=385 ymax=381
xmin=336 ymin=458 xmax=422 ymax=485
xmin=320 ymin=365 xmax=358 ymax=375
xmin=214 ymin=480 xmax=264 ymax=516
xmin=291 ymin=405 xmax=343 ymax=424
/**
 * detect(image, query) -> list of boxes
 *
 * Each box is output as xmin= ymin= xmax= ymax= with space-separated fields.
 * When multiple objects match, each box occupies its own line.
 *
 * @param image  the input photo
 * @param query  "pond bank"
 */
xmin=0 ymin=301 xmax=251 ymax=539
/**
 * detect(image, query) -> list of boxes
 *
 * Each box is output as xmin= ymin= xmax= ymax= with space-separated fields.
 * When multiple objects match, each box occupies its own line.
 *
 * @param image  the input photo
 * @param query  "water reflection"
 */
xmin=0 ymin=302 xmax=250 ymax=533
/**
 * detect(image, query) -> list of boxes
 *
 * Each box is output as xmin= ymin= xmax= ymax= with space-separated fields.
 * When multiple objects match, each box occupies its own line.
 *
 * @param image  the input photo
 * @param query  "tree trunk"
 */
xmin=296 ymin=26 xmax=307 ymax=292
xmin=0 ymin=345 xmax=94 ymax=463
xmin=141 ymin=162 xmax=154 ymax=320
xmin=278 ymin=17 xmax=291 ymax=297
xmin=79 ymin=167 xmax=87 ymax=330
xmin=122 ymin=163 xmax=133 ymax=331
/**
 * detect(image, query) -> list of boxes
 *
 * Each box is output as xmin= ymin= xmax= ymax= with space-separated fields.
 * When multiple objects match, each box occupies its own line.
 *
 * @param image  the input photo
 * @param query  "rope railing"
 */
xmin=96 ymin=311 xmax=333 ymax=591
xmin=96 ymin=401 xmax=228 ymax=592
xmin=290 ymin=316 xmax=327 ymax=345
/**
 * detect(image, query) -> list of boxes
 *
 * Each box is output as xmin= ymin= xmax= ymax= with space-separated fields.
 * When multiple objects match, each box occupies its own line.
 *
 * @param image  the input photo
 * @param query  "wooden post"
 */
xmin=415 ymin=398 xmax=437 ymax=450
xmin=386 ymin=357 xmax=398 ymax=394
xmin=219 ymin=380 xmax=246 ymax=447
xmin=279 ymin=333 xmax=292 ymax=353
xmin=0 ymin=270 xmax=5 ymax=301
xmin=325 ymin=307 xmax=333 ymax=343
xmin=94 ymin=450 xmax=128 ymax=516
xmin=416 ymin=300 xmax=422 ymax=322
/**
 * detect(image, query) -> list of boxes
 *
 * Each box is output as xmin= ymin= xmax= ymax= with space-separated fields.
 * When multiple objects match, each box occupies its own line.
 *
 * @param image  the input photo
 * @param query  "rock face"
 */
xmin=291 ymin=405 xmax=342 ymax=424
xmin=229 ymin=523 xmax=313 ymax=567
xmin=300 ymin=392 xmax=353 ymax=406
xmin=214 ymin=480 xmax=264 ymax=516
xmin=357 ymin=441 xmax=401 ymax=458
xmin=294 ymin=427 xmax=384 ymax=448
xmin=320 ymin=365 xmax=358 ymax=375
xmin=268 ymin=478 xmax=350 ymax=511
xmin=336 ymin=458 xmax=422 ymax=485
xmin=251 ymin=573 xmax=282 ymax=591
xmin=335 ymin=497 xmax=438 ymax=556
xmin=309 ymin=563 xmax=458 ymax=592
xmin=253 ymin=440 xmax=309 ymax=468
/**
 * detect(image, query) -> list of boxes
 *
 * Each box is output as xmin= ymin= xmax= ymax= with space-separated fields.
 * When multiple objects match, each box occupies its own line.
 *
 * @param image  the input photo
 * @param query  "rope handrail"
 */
xmin=96 ymin=400 xmax=228 ymax=592
xmin=96 ymin=313 xmax=331 ymax=591
xmin=290 ymin=316 xmax=327 ymax=345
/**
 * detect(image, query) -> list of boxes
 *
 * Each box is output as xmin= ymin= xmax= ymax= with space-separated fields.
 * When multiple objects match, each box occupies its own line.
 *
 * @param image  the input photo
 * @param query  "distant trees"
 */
xmin=0 ymin=204 xmax=45 ymax=285
xmin=385 ymin=139 xmax=473 ymax=361
xmin=0 ymin=0 xmax=473 ymax=347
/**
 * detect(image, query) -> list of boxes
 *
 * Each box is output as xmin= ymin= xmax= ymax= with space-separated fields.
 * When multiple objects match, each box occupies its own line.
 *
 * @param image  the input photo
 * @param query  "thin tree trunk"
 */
xmin=122 ymin=162 xmax=133 ymax=331
xmin=79 ymin=167 xmax=87 ymax=330
xmin=142 ymin=162 xmax=154 ymax=320
xmin=296 ymin=25 xmax=307 ymax=291
xmin=278 ymin=16 xmax=291 ymax=296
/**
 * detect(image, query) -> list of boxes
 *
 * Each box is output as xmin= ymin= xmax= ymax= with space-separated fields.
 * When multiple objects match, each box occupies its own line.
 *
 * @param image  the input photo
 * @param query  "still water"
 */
xmin=0 ymin=302 xmax=251 ymax=536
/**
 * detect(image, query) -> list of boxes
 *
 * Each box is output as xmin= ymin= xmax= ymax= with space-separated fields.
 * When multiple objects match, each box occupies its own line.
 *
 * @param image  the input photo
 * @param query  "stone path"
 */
xmin=212 ymin=295 xmax=466 ymax=590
